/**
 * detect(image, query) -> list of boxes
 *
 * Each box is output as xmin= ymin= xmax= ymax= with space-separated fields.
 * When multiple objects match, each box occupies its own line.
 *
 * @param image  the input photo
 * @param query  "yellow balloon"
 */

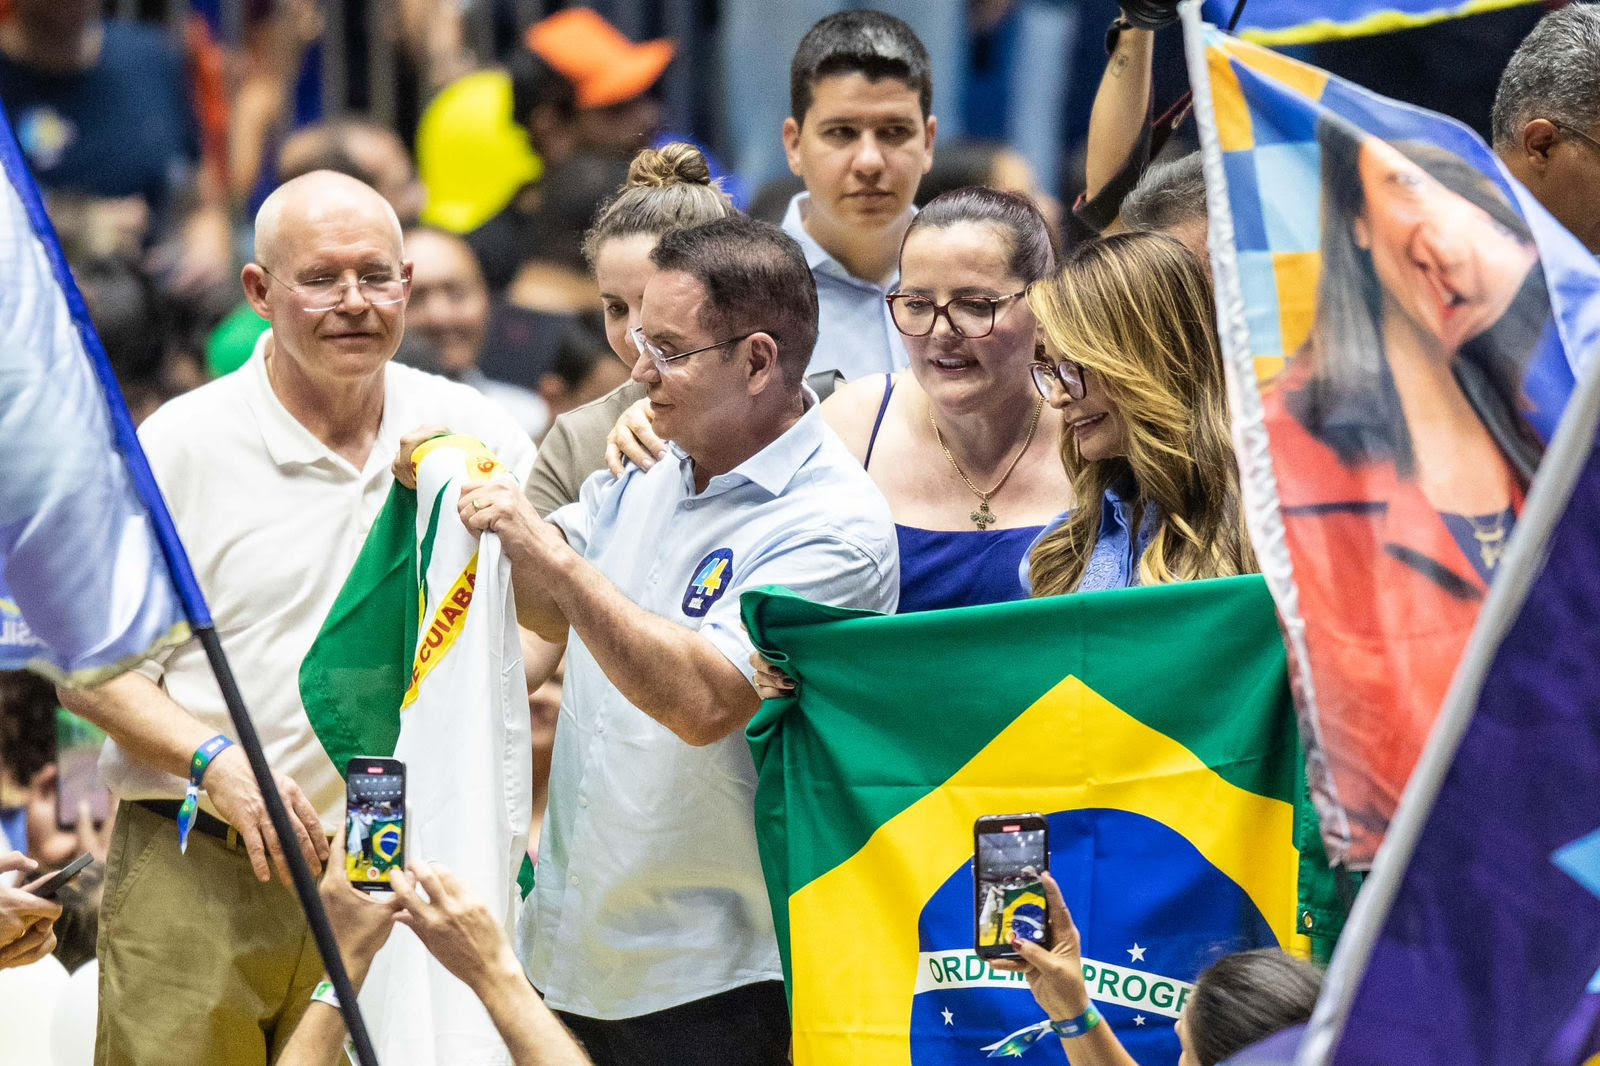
xmin=416 ymin=69 xmax=544 ymax=233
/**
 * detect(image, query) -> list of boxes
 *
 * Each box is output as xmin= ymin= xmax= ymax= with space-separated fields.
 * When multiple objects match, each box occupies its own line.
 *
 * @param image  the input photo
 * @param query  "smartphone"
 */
xmin=974 ymin=813 xmax=1050 ymax=960
xmin=55 ymin=710 xmax=111 ymax=830
xmin=345 ymin=758 xmax=406 ymax=893
xmin=25 ymin=853 xmax=93 ymax=900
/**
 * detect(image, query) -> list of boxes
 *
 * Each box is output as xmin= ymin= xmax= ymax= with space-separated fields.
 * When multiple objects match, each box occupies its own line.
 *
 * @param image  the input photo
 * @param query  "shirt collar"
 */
xmin=1097 ymin=472 xmax=1140 ymax=538
xmin=244 ymin=329 xmax=392 ymax=475
xmin=780 ymin=191 xmax=911 ymax=290
xmin=673 ymin=387 xmax=826 ymax=500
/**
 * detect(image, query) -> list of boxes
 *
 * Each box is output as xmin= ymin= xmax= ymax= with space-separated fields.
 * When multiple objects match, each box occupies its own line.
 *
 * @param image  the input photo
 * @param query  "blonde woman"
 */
xmin=1025 ymin=231 xmax=1256 ymax=595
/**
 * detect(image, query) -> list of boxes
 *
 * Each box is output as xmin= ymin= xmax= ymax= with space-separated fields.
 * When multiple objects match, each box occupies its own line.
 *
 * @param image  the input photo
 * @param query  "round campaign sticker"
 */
xmin=682 ymin=548 xmax=734 ymax=618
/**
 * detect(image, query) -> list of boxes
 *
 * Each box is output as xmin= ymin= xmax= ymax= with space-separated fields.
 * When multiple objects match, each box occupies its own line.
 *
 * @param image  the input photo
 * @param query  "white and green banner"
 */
xmin=301 ymin=435 xmax=531 ymax=1064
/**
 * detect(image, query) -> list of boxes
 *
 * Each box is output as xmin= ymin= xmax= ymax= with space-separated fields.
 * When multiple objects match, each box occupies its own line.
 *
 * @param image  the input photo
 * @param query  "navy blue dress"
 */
xmin=864 ymin=375 xmax=1043 ymax=613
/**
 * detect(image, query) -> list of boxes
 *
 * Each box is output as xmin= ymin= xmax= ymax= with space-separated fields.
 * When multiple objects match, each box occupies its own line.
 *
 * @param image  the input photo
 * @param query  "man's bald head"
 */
xmin=253 ymin=170 xmax=404 ymax=271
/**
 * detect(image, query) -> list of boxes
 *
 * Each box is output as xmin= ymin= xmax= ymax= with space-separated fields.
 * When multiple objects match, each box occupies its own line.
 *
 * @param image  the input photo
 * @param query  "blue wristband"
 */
xmin=176 ymin=734 xmax=234 ymax=853
xmin=1050 ymin=1006 xmax=1102 ymax=1039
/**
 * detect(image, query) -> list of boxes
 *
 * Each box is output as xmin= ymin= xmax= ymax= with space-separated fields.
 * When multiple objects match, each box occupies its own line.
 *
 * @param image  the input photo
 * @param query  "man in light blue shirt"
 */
xmin=458 ymin=217 xmax=898 ymax=1066
xmin=778 ymin=10 xmax=937 ymax=381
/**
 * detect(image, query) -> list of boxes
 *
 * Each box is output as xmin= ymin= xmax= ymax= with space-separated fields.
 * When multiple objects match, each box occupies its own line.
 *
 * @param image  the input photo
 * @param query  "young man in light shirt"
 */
xmin=780 ymin=9 xmax=936 ymax=382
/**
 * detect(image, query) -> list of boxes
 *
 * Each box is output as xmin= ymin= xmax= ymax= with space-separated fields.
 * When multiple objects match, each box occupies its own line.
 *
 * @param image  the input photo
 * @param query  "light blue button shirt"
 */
xmin=523 ymin=403 xmax=899 ymax=1018
xmin=1020 ymin=477 xmax=1161 ymax=594
xmin=781 ymin=191 xmax=911 ymax=381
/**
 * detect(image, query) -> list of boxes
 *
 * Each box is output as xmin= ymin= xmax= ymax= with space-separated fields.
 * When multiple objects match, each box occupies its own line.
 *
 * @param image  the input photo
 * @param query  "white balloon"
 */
xmin=50 ymin=958 xmax=99 ymax=1066
xmin=0 ymin=952 xmax=67 ymax=1065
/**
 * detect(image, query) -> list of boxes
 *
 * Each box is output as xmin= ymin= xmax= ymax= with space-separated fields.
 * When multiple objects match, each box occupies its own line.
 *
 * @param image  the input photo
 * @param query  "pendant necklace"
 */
xmin=930 ymin=398 xmax=1044 ymax=531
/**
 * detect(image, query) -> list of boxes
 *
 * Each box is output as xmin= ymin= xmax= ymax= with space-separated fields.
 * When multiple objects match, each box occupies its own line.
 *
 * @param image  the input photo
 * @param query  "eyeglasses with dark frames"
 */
xmin=885 ymin=291 xmax=1028 ymax=339
xmin=1029 ymin=358 xmax=1085 ymax=402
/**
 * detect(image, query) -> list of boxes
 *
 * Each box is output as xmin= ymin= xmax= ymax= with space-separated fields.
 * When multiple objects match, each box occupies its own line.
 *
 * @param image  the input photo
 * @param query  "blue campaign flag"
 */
xmin=1291 ymin=225 xmax=1600 ymax=1065
xmin=0 ymin=102 xmax=209 ymax=684
xmin=1200 ymin=0 xmax=1543 ymax=46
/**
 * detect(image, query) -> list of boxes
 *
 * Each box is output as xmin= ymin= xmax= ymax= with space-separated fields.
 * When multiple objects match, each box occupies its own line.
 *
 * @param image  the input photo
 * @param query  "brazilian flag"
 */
xmin=742 ymin=576 xmax=1339 ymax=1065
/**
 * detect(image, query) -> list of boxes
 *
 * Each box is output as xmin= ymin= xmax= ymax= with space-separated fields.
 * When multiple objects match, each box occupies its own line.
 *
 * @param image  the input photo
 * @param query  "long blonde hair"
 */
xmin=1027 ymin=232 xmax=1256 ymax=596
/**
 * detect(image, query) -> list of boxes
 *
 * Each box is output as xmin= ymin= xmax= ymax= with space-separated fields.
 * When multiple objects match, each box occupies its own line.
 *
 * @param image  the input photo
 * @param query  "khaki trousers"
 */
xmin=95 ymin=801 xmax=324 ymax=1066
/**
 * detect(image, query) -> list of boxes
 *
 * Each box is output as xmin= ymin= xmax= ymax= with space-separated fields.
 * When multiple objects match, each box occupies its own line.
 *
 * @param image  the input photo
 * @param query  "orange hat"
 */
xmin=525 ymin=8 xmax=674 ymax=110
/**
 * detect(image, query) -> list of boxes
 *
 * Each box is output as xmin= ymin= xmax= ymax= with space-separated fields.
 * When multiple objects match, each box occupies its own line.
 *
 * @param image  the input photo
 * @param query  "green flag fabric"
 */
xmin=742 ymin=575 xmax=1337 ymax=1065
xmin=299 ymin=482 xmax=419 ymax=775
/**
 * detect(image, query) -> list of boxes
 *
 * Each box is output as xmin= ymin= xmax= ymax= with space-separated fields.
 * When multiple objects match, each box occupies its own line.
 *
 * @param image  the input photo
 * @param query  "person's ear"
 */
xmin=745 ymin=332 xmax=781 ymax=396
xmin=1521 ymin=118 xmax=1561 ymax=172
xmin=241 ymin=263 xmax=273 ymax=320
xmin=782 ymin=117 xmax=804 ymax=178
xmin=1351 ymin=216 xmax=1372 ymax=251
xmin=922 ymin=114 xmax=938 ymax=174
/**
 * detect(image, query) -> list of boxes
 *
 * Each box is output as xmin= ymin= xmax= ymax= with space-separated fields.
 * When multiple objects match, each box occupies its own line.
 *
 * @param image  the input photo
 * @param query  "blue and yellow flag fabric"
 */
xmin=1200 ymin=0 xmax=1542 ymax=46
xmin=1182 ymin=9 xmax=1600 ymax=870
xmin=0 ymin=103 xmax=201 ymax=684
xmin=743 ymin=577 xmax=1327 ymax=1065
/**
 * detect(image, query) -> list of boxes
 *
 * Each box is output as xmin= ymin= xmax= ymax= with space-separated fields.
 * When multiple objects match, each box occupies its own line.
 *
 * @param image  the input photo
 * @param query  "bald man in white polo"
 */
xmin=60 ymin=171 xmax=535 ymax=1066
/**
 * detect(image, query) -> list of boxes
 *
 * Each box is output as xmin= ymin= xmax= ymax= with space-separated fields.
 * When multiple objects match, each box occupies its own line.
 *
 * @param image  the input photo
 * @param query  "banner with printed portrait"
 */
xmin=1182 ymin=9 xmax=1600 ymax=869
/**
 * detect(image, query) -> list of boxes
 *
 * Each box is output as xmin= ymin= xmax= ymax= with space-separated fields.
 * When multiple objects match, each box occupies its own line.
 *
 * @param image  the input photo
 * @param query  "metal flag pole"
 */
xmin=193 ymin=627 xmax=383 ymax=1066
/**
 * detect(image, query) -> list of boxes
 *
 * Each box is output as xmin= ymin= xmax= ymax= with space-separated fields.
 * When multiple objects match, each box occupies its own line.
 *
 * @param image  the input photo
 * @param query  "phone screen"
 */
xmin=345 ymin=760 xmax=405 ymax=892
xmin=975 ymin=821 xmax=1049 ymax=957
xmin=56 ymin=710 xmax=111 ymax=830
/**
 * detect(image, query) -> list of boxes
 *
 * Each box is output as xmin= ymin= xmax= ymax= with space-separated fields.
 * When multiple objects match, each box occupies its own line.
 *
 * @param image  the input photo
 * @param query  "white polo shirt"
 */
xmin=523 ymin=403 xmax=899 ymax=1019
xmin=781 ymin=192 xmax=911 ymax=382
xmin=99 ymin=332 xmax=536 ymax=829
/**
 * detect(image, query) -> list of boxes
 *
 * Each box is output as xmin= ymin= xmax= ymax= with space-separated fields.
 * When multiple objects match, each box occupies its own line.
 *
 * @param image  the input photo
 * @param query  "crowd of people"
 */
xmin=3 ymin=1 xmax=1600 ymax=1065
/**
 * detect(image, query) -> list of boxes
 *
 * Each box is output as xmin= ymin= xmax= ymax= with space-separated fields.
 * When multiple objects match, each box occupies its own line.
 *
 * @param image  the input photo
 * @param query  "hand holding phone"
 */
xmin=974 ymin=813 xmax=1050 ymax=960
xmin=23 ymin=853 xmax=93 ymax=900
xmin=345 ymin=758 xmax=406 ymax=893
xmin=0 ymin=853 xmax=62 ymax=970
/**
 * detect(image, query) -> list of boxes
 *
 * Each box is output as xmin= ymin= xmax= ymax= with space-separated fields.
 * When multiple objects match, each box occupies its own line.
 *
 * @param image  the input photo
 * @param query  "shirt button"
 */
xmin=684 ymin=500 xmax=696 ymax=510
xmin=579 ymin=796 xmax=589 ymax=808
xmin=595 ymin=722 xmax=605 ymax=736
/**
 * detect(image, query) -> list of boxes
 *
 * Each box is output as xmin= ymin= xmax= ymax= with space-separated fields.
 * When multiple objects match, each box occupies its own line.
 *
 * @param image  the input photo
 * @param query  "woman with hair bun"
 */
xmin=522 ymin=142 xmax=738 ymax=516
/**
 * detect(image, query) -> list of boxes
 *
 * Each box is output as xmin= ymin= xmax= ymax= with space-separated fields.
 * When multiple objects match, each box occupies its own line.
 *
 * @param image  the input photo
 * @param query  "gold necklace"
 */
xmin=930 ymin=398 xmax=1044 ymax=530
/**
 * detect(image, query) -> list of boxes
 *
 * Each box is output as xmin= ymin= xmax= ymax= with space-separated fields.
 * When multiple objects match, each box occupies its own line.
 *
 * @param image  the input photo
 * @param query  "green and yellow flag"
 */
xmin=742 ymin=576 xmax=1340 ymax=1065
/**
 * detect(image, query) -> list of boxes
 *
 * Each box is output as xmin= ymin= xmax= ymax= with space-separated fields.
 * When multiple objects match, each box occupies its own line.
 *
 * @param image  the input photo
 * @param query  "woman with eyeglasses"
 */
xmin=1024 ymin=231 xmax=1255 ymax=596
xmin=818 ymin=186 xmax=1071 ymax=613
xmin=747 ymin=188 xmax=1069 ymax=699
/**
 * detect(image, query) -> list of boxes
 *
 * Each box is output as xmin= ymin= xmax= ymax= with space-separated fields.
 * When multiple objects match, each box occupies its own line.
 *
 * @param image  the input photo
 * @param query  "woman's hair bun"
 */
xmin=626 ymin=142 xmax=713 ymax=189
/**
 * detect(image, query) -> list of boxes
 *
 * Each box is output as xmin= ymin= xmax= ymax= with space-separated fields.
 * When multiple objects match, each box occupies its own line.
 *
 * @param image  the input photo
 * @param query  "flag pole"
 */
xmin=194 ymin=628 xmax=382 ymax=1066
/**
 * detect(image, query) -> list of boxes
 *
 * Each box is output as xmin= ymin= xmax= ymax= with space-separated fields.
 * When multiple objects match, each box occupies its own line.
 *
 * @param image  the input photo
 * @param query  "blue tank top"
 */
xmin=865 ymin=375 xmax=1043 ymax=613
